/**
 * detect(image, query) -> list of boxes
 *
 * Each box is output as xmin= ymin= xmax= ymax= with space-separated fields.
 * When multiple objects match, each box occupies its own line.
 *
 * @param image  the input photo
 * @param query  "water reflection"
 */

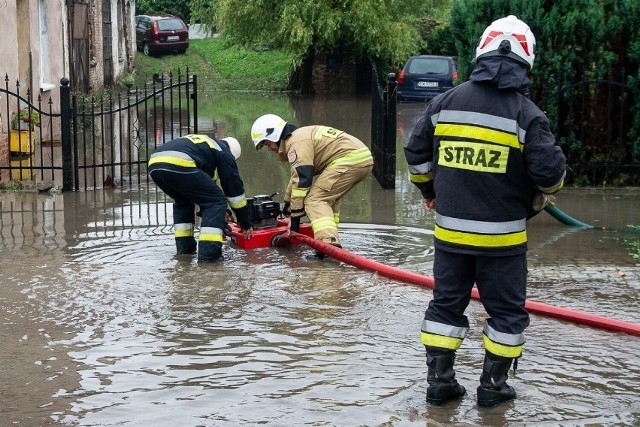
xmin=0 ymin=92 xmax=639 ymax=426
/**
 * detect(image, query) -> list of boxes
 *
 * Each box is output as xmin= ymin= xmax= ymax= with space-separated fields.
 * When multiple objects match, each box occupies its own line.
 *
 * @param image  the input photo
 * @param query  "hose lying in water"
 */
xmin=544 ymin=205 xmax=595 ymax=228
xmin=289 ymin=231 xmax=640 ymax=337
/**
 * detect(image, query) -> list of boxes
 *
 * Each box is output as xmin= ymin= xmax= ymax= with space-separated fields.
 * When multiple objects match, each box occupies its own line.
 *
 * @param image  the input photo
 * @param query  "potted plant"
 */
xmin=11 ymin=108 xmax=41 ymax=130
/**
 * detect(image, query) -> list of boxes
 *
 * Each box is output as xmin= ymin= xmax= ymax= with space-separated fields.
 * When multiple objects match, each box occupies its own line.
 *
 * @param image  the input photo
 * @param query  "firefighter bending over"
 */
xmin=148 ymin=135 xmax=254 ymax=263
xmin=250 ymin=114 xmax=373 ymax=260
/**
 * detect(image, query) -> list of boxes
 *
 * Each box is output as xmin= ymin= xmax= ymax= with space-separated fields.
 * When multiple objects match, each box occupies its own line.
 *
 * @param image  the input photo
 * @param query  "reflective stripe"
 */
xmin=436 ymin=213 xmax=526 ymax=234
xmin=435 ymin=225 xmax=527 ymax=247
xmin=333 ymin=212 xmax=340 ymax=225
xmin=538 ymin=171 xmax=566 ymax=193
xmin=422 ymin=320 xmax=468 ymax=338
xmin=174 ymin=222 xmax=194 ymax=238
xmin=227 ymin=193 xmax=247 ymax=209
xmin=328 ymin=147 xmax=373 ymax=168
xmin=184 ymin=134 xmax=221 ymax=150
xmin=436 ymin=124 xmax=522 ymax=151
xmin=292 ymin=188 xmax=309 ymax=198
xmin=437 ymin=110 xmax=526 ymax=145
xmin=409 ymin=171 xmax=432 ymax=184
xmin=420 ymin=320 xmax=468 ymax=350
xmin=310 ymin=216 xmax=338 ymax=233
xmin=408 ymin=161 xmax=432 ymax=175
xmin=199 ymin=227 xmax=224 ymax=242
xmin=482 ymin=322 xmax=525 ymax=358
xmin=314 ymin=126 xmax=344 ymax=140
xmin=421 ymin=332 xmax=464 ymax=350
xmin=149 ymin=151 xmax=197 ymax=168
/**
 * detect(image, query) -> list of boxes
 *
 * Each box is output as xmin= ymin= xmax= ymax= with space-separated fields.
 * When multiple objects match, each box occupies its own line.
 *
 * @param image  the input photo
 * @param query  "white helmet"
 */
xmin=251 ymin=114 xmax=287 ymax=149
xmin=475 ymin=15 xmax=536 ymax=69
xmin=221 ymin=137 xmax=241 ymax=160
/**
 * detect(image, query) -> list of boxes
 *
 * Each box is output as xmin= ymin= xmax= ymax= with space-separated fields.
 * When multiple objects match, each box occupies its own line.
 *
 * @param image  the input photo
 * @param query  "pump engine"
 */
xmin=247 ymin=193 xmax=281 ymax=229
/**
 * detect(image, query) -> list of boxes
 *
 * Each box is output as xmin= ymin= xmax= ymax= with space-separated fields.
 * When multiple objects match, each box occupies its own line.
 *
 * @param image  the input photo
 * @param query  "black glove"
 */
xmin=282 ymin=201 xmax=291 ymax=217
xmin=290 ymin=217 xmax=300 ymax=233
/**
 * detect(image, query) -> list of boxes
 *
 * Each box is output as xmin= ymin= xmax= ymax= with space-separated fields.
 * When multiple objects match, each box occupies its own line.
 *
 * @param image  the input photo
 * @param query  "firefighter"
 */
xmin=148 ymin=135 xmax=254 ymax=263
xmin=404 ymin=15 xmax=566 ymax=407
xmin=250 ymin=114 xmax=373 ymax=259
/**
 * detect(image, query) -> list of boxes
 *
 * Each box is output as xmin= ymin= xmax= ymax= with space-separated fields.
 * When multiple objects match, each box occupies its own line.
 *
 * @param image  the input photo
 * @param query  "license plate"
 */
xmin=418 ymin=81 xmax=438 ymax=88
xmin=167 ymin=35 xmax=179 ymax=41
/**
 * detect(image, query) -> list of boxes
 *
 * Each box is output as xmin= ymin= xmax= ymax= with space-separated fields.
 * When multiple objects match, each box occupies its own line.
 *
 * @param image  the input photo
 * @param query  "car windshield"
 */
xmin=157 ymin=19 xmax=184 ymax=31
xmin=409 ymin=58 xmax=450 ymax=75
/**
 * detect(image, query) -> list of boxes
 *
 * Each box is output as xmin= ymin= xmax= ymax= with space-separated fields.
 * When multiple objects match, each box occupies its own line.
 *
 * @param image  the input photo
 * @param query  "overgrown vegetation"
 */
xmin=131 ymin=38 xmax=291 ymax=92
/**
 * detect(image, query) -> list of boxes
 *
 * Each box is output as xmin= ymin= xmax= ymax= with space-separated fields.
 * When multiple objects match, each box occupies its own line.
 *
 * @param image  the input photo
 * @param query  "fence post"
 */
xmin=381 ymin=73 xmax=397 ymax=189
xmin=59 ymin=78 xmax=73 ymax=191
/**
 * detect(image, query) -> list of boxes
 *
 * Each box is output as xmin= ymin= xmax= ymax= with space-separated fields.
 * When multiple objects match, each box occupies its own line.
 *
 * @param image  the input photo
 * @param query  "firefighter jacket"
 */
xmin=405 ymin=58 xmax=566 ymax=256
xmin=148 ymin=134 xmax=251 ymax=229
xmin=277 ymin=126 xmax=373 ymax=217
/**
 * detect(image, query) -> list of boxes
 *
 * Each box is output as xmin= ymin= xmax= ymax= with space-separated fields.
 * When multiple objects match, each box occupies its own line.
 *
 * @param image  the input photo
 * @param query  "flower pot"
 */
xmin=9 ymin=130 xmax=35 ymax=154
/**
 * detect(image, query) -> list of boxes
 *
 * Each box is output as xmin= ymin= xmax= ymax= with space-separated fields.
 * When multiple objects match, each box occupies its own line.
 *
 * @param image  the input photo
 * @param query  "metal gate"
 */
xmin=1 ymin=71 xmax=198 ymax=191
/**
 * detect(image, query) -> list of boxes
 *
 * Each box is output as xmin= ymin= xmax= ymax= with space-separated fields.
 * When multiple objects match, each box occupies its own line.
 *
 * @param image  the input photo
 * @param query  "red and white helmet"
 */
xmin=475 ymin=15 xmax=536 ymax=70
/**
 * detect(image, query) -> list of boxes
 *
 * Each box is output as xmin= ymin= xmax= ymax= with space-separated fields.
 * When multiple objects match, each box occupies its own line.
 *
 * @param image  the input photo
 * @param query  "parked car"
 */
xmin=135 ymin=14 xmax=189 ymax=56
xmin=396 ymin=55 xmax=458 ymax=102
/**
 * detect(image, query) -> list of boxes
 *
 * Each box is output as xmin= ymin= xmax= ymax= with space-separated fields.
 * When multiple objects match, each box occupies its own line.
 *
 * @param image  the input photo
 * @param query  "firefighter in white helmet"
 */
xmin=251 ymin=114 xmax=373 ymax=259
xmin=404 ymin=15 xmax=565 ymax=407
xmin=148 ymin=135 xmax=253 ymax=262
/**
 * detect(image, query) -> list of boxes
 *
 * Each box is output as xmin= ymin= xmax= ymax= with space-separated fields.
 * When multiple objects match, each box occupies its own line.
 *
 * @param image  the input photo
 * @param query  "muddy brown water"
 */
xmin=1 ymin=184 xmax=639 ymax=427
xmin=1 ymin=95 xmax=639 ymax=426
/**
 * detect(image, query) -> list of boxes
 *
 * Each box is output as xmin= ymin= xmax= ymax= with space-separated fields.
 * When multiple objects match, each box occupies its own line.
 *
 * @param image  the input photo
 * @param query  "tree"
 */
xmin=190 ymin=0 xmax=422 ymax=83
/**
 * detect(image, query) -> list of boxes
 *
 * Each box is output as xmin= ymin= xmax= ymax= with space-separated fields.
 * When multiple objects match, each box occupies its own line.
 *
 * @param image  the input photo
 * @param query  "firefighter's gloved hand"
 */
xmin=533 ymin=192 xmax=556 ymax=211
xmin=281 ymin=201 xmax=291 ymax=217
xmin=290 ymin=217 xmax=300 ymax=233
xmin=223 ymin=223 xmax=232 ymax=236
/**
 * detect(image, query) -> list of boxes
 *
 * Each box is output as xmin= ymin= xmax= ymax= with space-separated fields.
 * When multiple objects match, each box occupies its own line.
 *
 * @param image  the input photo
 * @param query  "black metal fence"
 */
xmin=370 ymin=65 xmax=397 ymax=189
xmin=1 ymin=71 xmax=198 ymax=191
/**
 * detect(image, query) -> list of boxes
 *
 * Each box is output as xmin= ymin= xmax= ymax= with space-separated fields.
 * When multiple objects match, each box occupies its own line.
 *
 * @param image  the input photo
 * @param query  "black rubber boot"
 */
xmin=176 ymin=237 xmax=197 ymax=255
xmin=477 ymin=351 xmax=517 ymax=407
xmin=425 ymin=347 xmax=466 ymax=405
xmin=197 ymin=241 xmax=222 ymax=263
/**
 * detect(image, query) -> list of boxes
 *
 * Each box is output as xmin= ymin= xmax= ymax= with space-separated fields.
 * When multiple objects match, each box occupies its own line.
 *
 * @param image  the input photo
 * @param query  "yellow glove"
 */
xmin=533 ymin=192 xmax=556 ymax=211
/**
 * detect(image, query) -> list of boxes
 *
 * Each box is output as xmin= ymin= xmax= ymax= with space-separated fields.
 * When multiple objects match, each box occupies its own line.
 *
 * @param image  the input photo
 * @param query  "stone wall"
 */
xmin=311 ymin=52 xmax=358 ymax=95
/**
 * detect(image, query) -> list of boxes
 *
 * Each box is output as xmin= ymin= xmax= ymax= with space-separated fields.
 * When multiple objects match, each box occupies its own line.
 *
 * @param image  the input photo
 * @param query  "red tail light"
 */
xmin=452 ymin=70 xmax=459 ymax=83
xmin=152 ymin=22 xmax=159 ymax=38
xmin=397 ymin=69 xmax=405 ymax=86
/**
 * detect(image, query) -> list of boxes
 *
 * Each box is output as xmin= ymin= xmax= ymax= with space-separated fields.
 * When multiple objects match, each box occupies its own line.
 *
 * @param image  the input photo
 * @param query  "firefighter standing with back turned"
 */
xmin=148 ymin=134 xmax=254 ymax=263
xmin=250 ymin=114 xmax=373 ymax=259
xmin=404 ymin=15 xmax=566 ymax=407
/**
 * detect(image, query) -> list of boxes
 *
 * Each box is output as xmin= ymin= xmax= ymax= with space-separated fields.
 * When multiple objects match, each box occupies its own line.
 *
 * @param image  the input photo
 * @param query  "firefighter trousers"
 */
xmin=304 ymin=163 xmax=372 ymax=245
xmin=425 ymin=248 xmax=530 ymax=335
xmin=149 ymin=166 xmax=228 ymax=261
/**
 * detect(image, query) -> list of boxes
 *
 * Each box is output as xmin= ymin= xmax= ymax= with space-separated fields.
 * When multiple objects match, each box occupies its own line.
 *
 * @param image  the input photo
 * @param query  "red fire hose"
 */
xmin=289 ymin=232 xmax=640 ymax=337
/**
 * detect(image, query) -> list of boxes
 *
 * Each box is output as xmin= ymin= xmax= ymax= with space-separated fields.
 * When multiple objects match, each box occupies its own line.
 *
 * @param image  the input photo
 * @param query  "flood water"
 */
xmin=1 ymin=93 xmax=639 ymax=426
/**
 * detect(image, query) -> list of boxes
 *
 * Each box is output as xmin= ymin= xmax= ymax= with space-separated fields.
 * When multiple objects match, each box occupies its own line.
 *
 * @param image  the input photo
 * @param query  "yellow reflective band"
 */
xmin=292 ymin=188 xmax=309 ymax=198
xmin=421 ymin=331 xmax=464 ymax=350
xmin=185 ymin=134 xmax=219 ymax=150
xmin=174 ymin=223 xmax=194 ymax=238
xmin=436 ymin=123 xmax=522 ymax=151
xmin=410 ymin=171 xmax=432 ymax=184
xmin=213 ymin=169 xmax=218 ymax=181
xmin=439 ymin=141 xmax=510 ymax=173
xmin=435 ymin=224 xmax=527 ymax=247
xmin=314 ymin=126 xmax=344 ymax=139
xmin=148 ymin=155 xmax=196 ymax=168
xmin=328 ymin=148 xmax=373 ymax=167
xmin=199 ymin=226 xmax=224 ymax=242
xmin=228 ymin=199 xmax=247 ymax=209
xmin=333 ymin=212 xmax=340 ymax=224
xmin=483 ymin=334 xmax=524 ymax=358
xmin=310 ymin=216 xmax=338 ymax=233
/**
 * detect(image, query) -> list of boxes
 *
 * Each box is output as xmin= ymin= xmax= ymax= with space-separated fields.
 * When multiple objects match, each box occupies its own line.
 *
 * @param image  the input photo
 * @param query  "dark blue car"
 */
xmin=397 ymin=55 xmax=458 ymax=102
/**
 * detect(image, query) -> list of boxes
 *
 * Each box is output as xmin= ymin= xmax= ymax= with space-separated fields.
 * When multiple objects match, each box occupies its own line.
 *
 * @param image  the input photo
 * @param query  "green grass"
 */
xmin=132 ymin=38 xmax=293 ymax=92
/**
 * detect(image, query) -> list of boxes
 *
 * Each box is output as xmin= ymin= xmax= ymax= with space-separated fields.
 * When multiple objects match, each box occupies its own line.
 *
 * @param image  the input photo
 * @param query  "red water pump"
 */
xmin=228 ymin=194 xmax=314 ymax=249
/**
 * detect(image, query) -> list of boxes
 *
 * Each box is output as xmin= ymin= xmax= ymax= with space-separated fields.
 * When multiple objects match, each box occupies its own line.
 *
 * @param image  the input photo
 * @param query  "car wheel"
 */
xmin=143 ymin=43 xmax=150 ymax=56
xmin=178 ymin=48 xmax=187 ymax=54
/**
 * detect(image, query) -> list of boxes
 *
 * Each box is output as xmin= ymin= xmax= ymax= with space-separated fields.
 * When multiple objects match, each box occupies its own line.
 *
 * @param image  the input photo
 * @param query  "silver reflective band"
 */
xmin=422 ymin=320 xmax=469 ymax=339
xmin=483 ymin=321 xmax=525 ymax=346
xmin=174 ymin=223 xmax=194 ymax=231
xmin=408 ymin=162 xmax=432 ymax=174
xmin=227 ymin=193 xmax=246 ymax=204
xmin=437 ymin=110 xmax=526 ymax=144
xmin=150 ymin=150 xmax=195 ymax=162
xmin=200 ymin=227 xmax=224 ymax=235
xmin=436 ymin=213 xmax=526 ymax=234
